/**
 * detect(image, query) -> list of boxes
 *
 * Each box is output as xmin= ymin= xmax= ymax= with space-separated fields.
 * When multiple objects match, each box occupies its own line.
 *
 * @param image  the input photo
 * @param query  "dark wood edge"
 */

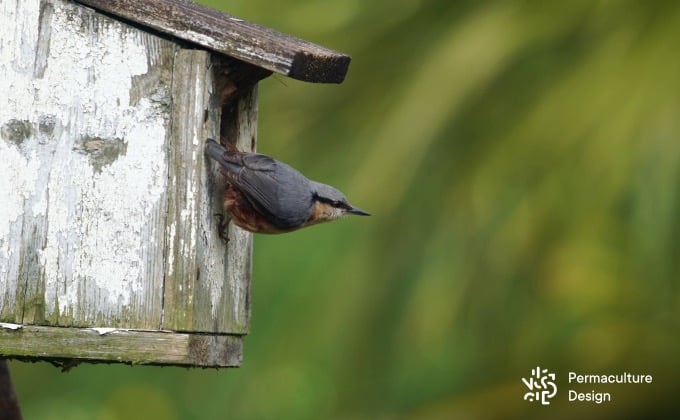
xmin=72 ymin=0 xmax=351 ymax=83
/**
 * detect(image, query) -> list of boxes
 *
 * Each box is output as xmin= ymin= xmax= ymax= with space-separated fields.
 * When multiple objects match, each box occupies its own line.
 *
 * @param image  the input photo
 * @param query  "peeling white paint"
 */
xmin=179 ymin=30 xmax=220 ymax=52
xmin=0 ymin=146 xmax=40 ymax=246
xmin=89 ymin=326 xmax=173 ymax=335
xmin=1 ymin=0 xmax=168 ymax=324
xmin=39 ymin=5 xmax=166 ymax=318
xmin=2 ymin=0 xmax=251 ymax=336
xmin=167 ymin=222 xmax=175 ymax=277
xmin=90 ymin=327 xmax=119 ymax=335
xmin=48 ymin=116 xmax=167 ymax=315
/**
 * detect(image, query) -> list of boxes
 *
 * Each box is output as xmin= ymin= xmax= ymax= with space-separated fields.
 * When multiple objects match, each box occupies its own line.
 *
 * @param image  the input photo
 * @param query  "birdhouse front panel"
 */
xmin=0 ymin=0 xmax=252 ymax=365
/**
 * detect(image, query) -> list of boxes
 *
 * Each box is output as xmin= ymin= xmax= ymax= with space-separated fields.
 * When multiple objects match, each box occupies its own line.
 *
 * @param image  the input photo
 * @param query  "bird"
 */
xmin=205 ymin=138 xmax=369 ymax=235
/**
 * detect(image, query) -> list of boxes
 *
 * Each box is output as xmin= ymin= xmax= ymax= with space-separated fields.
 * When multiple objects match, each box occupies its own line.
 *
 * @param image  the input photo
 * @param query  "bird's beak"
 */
xmin=348 ymin=206 xmax=371 ymax=216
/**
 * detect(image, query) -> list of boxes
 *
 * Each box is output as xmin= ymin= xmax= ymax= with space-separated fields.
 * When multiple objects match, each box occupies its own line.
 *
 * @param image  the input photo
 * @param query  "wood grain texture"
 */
xmin=0 ymin=0 xmax=253 ymax=366
xmin=0 ymin=0 xmax=175 ymax=329
xmin=0 ymin=324 xmax=242 ymax=367
xmin=72 ymin=0 xmax=351 ymax=83
xmin=161 ymin=50 xmax=253 ymax=334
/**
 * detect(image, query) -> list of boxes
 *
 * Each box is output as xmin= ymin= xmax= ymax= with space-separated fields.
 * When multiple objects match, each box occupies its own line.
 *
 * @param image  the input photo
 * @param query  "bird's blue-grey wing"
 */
xmin=235 ymin=154 xmax=314 ymax=229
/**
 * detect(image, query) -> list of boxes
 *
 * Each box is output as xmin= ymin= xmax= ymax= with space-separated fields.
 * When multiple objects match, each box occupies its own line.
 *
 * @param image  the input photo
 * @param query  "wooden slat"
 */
xmin=0 ymin=0 xmax=175 ymax=328
xmin=72 ymin=0 xmax=351 ymax=83
xmin=0 ymin=324 xmax=242 ymax=367
xmin=2 ymin=0 xmax=252 ymax=351
xmin=162 ymin=49 xmax=252 ymax=335
xmin=1 ymin=0 xmax=254 ymax=367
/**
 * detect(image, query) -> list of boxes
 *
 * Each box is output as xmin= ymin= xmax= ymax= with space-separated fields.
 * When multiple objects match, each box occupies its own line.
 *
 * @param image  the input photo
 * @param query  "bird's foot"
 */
xmin=214 ymin=213 xmax=230 ymax=243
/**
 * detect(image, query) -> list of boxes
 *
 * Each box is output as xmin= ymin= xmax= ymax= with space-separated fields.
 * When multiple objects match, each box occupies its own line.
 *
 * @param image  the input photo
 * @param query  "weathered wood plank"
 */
xmin=0 ymin=0 xmax=175 ymax=328
xmin=162 ymin=50 xmax=253 ymax=334
xmin=71 ymin=0 xmax=351 ymax=83
xmin=0 ymin=324 xmax=242 ymax=367
xmin=1 ymin=0 xmax=254 ymax=366
xmin=0 ymin=0 xmax=252 ymax=333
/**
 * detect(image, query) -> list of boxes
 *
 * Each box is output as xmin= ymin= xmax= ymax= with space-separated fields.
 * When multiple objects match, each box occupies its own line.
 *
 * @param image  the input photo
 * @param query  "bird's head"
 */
xmin=305 ymin=181 xmax=370 ymax=225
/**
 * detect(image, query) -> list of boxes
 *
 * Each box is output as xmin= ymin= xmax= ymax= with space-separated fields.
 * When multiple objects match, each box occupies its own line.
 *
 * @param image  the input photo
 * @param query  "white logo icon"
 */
xmin=522 ymin=366 xmax=557 ymax=405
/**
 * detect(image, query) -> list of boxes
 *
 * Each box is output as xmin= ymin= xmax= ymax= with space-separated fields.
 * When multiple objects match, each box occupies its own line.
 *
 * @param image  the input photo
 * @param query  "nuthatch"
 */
xmin=205 ymin=139 xmax=369 ymax=235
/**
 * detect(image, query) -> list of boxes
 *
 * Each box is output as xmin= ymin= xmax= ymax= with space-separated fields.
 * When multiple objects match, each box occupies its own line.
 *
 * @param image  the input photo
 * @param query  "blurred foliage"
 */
xmin=10 ymin=0 xmax=680 ymax=418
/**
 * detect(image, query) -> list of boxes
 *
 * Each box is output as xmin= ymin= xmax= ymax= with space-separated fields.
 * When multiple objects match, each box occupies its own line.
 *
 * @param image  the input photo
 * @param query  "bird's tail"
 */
xmin=205 ymin=139 xmax=241 ymax=173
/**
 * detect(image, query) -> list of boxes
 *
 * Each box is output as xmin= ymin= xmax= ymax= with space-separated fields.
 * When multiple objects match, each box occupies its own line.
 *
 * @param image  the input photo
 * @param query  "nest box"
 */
xmin=0 ymin=0 xmax=349 ymax=367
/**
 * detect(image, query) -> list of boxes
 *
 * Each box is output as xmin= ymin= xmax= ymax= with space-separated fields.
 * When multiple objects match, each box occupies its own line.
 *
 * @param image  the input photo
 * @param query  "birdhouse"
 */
xmin=0 ymin=0 xmax=349 ymax=367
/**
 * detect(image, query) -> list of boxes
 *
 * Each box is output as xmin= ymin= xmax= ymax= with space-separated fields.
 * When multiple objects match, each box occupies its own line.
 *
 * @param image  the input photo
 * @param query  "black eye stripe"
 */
xmin=315 ymin=196 xmax=348 ymax=208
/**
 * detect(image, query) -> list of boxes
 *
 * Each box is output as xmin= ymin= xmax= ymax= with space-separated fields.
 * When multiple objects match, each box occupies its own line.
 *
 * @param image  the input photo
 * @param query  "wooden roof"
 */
xmin=73 ymin=0 xmax=351 ymax=83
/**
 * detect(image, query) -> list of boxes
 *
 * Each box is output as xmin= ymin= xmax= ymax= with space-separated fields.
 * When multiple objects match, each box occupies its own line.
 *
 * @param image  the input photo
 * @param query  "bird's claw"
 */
xmin=214 ymin=213 xmax=230 ymax=243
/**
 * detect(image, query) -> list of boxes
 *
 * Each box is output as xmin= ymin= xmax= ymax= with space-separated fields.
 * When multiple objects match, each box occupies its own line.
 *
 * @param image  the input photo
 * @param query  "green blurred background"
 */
xmin=11 ymin=0 xmax=680 ymax=418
